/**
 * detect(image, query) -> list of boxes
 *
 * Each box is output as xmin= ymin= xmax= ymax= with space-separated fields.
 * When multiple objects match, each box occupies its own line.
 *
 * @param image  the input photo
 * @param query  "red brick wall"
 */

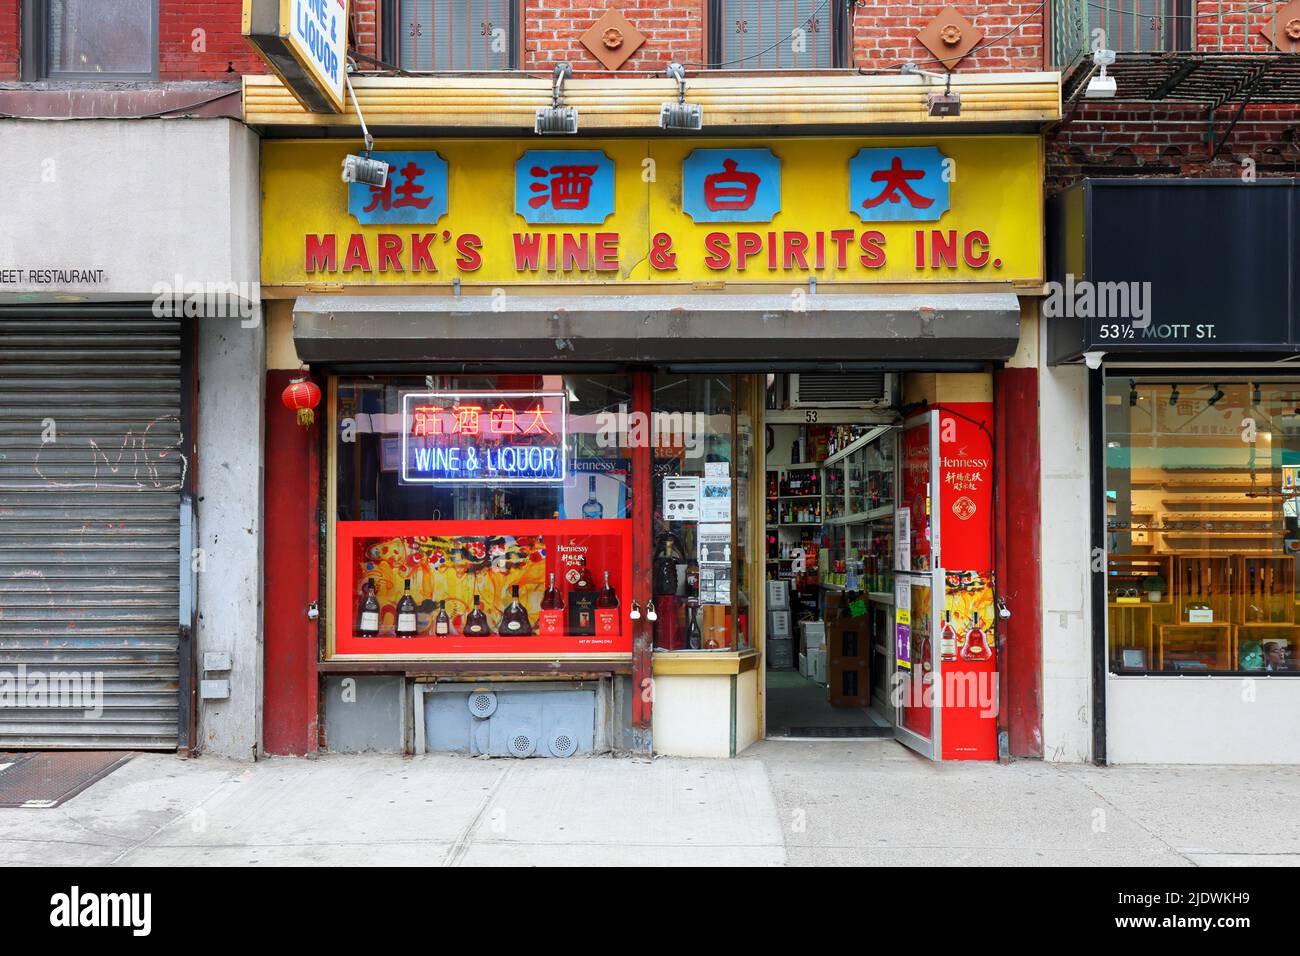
xmin=159 ymin=0 xmax=267 ymax=79
xmin=0 ymin=0 xmax=19 ymax=80
xmin=1194 ymin=0 xmax=1275 ymax=53
xmin=850 ymin=1 xmax=1043 ymax=73
xmin=1047 ymin=103 xmax=1300 ymax=191
xmin=523 ymin=0 xmax=706 ymax=72
xmin=353 ymin=0 xmax=380 ymax=62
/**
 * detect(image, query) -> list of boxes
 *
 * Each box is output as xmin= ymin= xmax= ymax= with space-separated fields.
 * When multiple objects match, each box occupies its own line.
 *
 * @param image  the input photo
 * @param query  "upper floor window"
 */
xmin=709 ymin=0 xmax=848 ymax=70
xmin=390 ymin=0 xmax=519 ymax=72
xmin=23 ymin=0 xmax=158 ymax=80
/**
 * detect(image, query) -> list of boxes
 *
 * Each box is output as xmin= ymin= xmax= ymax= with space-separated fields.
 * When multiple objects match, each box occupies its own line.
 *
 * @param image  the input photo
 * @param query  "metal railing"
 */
xmin=1051 ymin=0 xmax=1194 ymax=69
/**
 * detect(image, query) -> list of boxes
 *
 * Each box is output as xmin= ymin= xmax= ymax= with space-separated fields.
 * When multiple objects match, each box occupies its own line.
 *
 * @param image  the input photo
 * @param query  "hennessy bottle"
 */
xmin=539 ymin=572 xmax=565 ymax=635
xmin=499 ymin=584 xmax=533 ymax=636
xmin=434 ymin=600 xmax=451 ymax=637
xmin=940 ymin=610 xmax=957 ymax=661
xmin=581 ymin=475 xmax=603 ymax=519
xmin=572 ymin=557 xmax=594 ymax=590
xmin=960 ymin=611 xmax=991 ymax=661
xmin=395 ymin=580 xmax=417 ymax=637
xmin=359 ymin=578 xmax=380 ymax=637
xmin=464 ymin=593 xmax=492 ymax=636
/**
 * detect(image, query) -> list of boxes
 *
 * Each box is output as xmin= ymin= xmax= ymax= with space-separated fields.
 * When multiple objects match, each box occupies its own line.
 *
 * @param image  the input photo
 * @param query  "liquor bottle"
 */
xmin=595 ymin=571 xmax=619 ymax=635
xmin=940 ymin=610 xmax=957 ymax=661
xmin=581 ymin=475 xmax=604 ymax=519
xmin=920 ymin=633 xmax=934 ymax=684
xmin=686 ymin=601 xmax=703 ymax=650
xmin=539 ymin=573 xmax=565 ymax=635
xmin=464 ymin=593 xmax=492 ymax=636
xmin=499 ymin=584 xmax=534 ymax=636
xmin=358 ymin=577 xmax=380 ymax=637
xmin=395 ymin=580 xmax=418 ymax=637
xmin=434 ymin=600 xmax=451 ymax=637
xmin=960 ymin=612 xmax=991 ymax=661
xmin=572 ymin=556 xmax=595 ymax=590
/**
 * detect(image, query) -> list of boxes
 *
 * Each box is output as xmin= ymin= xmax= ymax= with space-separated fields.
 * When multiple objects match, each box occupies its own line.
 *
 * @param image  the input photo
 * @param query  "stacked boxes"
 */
xmin=799 ymin=620 xmax=827 ymax=684
xmin=766 ymin=580 xmax=794 ymax=670
xmin=825 ymin=592 xmax=870 ymax=707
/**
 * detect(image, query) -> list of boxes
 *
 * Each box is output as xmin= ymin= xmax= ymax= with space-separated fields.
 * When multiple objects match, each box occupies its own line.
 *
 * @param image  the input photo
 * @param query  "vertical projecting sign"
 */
xmin=401 ymin=391 xmax=568 ymax=484
xmin=242 ymin=0 xmax=348 ymax=114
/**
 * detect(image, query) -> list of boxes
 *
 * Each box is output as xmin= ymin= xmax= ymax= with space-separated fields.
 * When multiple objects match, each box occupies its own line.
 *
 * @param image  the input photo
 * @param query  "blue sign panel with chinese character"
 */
xmin=401 ymin=391 xmax=568 ymax=484
xmin=348 ymin=151 xmax=449 ymax=225
xmin=515 ymin=150 xmax=615 ymax=225
xmin=850 ymin=147 xmax=950 ymax=223
xmin=681 ymin=148 xmax=781 ymax=223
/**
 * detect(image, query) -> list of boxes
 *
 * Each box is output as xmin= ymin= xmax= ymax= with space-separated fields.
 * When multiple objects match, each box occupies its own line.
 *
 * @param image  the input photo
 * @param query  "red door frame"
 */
xmin=630 ymin=371 xmax=654 ymax=747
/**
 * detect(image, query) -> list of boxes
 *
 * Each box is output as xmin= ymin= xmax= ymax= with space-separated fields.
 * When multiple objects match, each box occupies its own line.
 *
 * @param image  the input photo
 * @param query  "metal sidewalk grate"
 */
xmin=0 ymin=752 xmax=133 ymax=808
xmin=784 ymin=726 xmax=894 ymax=738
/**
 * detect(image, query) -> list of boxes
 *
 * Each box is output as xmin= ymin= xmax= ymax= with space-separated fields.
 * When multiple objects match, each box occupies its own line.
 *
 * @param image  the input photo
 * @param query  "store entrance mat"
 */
xmin=785 ymin=726 xmax=894 ymax=738
xmin=0 ymin=752 xmax=134 ymax=808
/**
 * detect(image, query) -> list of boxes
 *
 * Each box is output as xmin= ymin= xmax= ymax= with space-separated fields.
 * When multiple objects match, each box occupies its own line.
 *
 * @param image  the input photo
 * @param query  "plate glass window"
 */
xmin=1105 ymin=378 xmax=1300 ymax=675
xmin=42 ymin=0 xmax=156 ymax=78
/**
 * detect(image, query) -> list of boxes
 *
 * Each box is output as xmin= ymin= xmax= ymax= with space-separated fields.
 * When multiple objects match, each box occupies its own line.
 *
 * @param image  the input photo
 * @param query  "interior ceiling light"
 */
xmin=901 ymin=62 xmax=961 ymax=117
xmin=1208 ymin=384 xmax=1226 ymax=407
xmin=1169 ymin=385 xmax=1180 ymax=406
xmin=660 ymin=62 xmax=703 ymax=131
xmin=535 ymin=62 xmax=578 ymax=135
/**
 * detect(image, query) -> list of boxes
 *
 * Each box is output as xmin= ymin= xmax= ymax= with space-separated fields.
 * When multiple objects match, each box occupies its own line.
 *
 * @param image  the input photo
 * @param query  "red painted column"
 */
xmin=262 ymin=370 xmax=321 ymax=755
xmin=994 ymin=367 xmax=1044 ymax=758
xmin=630 ymin=371 xmax=653 ymax=743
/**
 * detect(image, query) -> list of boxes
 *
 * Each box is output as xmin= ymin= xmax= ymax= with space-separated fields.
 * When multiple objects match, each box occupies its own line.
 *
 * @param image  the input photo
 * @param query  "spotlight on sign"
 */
xmin=901 ymin=62 xmax=961 ymax=117
xmin=341 ymin=154 xmax=389 ymax=187
xmin=536 ymin=62 xmax=579 ymax=135
xmin=660 ymin=62 xmax=704 ymax=131
xmin=1086 ymin=47 xmax=1117 ymax=99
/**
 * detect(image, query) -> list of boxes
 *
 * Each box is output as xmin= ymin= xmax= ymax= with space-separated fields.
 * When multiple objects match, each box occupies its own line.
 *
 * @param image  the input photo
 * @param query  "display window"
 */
xmin=332 ymin=373 xmax=636 ymax=659
xmin=329 ymin=372 xmax=760 ymax=659
xmin=1105 ymin=378 xmax=1300 ymax=675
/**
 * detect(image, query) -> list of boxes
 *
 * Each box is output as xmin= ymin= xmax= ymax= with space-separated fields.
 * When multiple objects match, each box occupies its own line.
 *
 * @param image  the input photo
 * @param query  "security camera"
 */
xmin=1086 ymin=48 xmax=1117 ymax=99
xmin=1083 ymin=351 xmax=1106 ymax=370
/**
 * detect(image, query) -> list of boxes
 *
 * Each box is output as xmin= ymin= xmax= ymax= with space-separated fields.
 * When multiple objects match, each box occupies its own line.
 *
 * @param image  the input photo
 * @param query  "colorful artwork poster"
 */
xmin=940 ymin=570 xmax=998 ymax=761
xmin=937 ymin=403 xmax=993 ymax=571
xmin=335 ymin=519 xmax=632 ymax=657
xmin=515 ymin=150 xmax=615 ymax=224
xmin=849 ymin=146 xmax=951 ymax=223
xmin=348 ymin=151 xmax=449 ymax=225
xmin=681 ymin=148 xmax=782 ymax=223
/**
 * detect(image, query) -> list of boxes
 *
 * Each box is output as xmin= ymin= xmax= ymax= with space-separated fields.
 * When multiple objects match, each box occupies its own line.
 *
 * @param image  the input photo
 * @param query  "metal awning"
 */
xmin=292 ymin=292 xmax=1022 ymax=365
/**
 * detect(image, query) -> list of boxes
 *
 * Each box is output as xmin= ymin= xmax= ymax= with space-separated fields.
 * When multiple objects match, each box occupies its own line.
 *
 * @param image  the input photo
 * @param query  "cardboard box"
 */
xmin=766 ymin=580 xmax=790 ymax=610
xmin=807 ymin=647 xmax=827 ymax=684
xmin=798 ymin=653 xmax=809 ymax=677
xmin=799 ymin=620 xmax=826 ymax=654
xmin=768 ymin=637 xmax=794 ymax=670
xmin=767 ymin=609 xmax=792 ymax=639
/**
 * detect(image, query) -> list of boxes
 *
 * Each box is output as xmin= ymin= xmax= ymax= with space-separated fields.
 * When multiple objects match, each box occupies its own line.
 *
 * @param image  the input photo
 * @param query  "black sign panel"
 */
xmin=1047 ymin=179 xmax=1299 ymax=362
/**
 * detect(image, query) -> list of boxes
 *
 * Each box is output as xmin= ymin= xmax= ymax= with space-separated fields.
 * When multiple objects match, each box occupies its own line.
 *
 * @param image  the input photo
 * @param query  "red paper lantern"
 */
xmin=281 ymin=376 xmax=322 ymax=427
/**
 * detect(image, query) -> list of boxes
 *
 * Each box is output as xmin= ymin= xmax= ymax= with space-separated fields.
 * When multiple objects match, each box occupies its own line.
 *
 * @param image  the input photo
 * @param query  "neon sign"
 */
xmin=400 ymin=391 xmax=567 ymax=484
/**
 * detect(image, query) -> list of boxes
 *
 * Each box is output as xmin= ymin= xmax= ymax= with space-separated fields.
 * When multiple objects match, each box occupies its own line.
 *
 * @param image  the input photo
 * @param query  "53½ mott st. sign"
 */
xmin=261 ymin=136 xmax=1043 ymax=287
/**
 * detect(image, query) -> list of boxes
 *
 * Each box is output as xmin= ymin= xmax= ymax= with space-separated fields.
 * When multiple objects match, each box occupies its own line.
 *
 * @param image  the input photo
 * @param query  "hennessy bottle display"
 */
xmin=960 ymin=611 xmax=991 ymax=661
xmin=464 ymin=593 xmax=492 ymax=636
xmin=572 ymin=556 xmax=595 ymax=590
xmin=359 ymin=577 xmax=380 ymax=637
xmin=395 ymin=580 xmax=417 ymax=637
xmin=539 ymin=572 xmax=565 ymax=635
xmin=581 ymin=475 xmax=604 ymax=519
xmin=595 ymin=570 xmax=619 ymax=636
xmin=940 ymin=610 xmax=957 ymax=661
xmin=434 ymin=600 xmax=451 ymax=637
xmin=499 ymin=584 xmax=534 ymax=636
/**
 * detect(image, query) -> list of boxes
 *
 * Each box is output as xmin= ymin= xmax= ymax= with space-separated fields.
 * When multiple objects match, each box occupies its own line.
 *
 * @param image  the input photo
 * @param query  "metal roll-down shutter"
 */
xmin=0 ymin=314 xmax=185 ymax=749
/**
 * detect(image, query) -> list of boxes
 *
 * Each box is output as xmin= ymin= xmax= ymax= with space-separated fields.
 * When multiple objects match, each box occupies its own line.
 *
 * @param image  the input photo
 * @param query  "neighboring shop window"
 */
xmin=333 ymin=373 xmax=632 ymax=657
xmin=651 ymin=374 xmax=754 ymax=652
xmin=24 ymin=0 xmax=158 ymax=80
xmin=392 ymin=0 xmax=518 ymax=71
xmin=709 ymin=0 xmax=844 ymax=70
xmin=1105 ymin=379 xmax=1300 ymax=675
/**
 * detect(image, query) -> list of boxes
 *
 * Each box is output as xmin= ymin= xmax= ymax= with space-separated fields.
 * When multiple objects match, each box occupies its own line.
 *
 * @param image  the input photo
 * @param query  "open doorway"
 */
xmin=762 ymin=373 xmax=898 ymax=739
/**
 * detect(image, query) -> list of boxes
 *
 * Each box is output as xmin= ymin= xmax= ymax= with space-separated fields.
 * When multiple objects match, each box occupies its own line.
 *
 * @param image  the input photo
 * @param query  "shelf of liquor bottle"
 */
xmin=1162 ymin=531 xmax=1283 ymax=539
xmin=823 ymin=425 xmax=891 ymax=468
xmin=774 ymin=494 xmax=824 ymax=500
xmin=779 ymin=521 xmax=822 ymax=527
xmin=824 ymin=505 xmax=894 ymax=526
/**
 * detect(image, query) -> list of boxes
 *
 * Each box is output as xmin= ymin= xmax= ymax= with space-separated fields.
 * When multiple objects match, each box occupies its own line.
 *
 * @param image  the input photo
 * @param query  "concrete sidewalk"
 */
xmin=1 ymin=740 xmax=1296 ymax=866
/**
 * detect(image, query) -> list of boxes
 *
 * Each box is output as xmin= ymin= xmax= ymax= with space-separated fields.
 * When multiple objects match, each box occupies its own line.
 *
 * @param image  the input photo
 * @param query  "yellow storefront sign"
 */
xmin=261 ymin=136 xmax=1043 ymax=288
